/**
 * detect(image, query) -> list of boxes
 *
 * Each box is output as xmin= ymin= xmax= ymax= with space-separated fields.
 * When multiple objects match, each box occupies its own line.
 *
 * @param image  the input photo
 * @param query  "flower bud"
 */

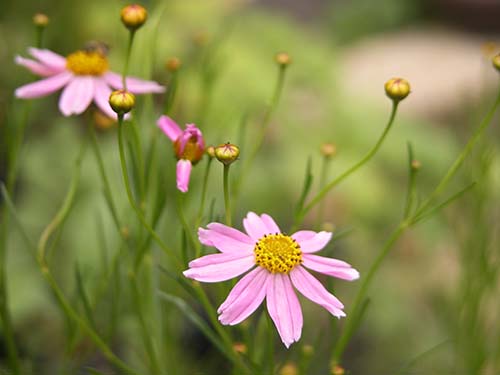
xmin=279 ymin=363 xmax=298 ymax=375
xmin=193 ymin=30 xmax=210 ymax=47
xmin=121 ymin=4 xmax=147 ymax=31
xmin=233 ymin=342 xmax=247 ymax=354
xmin=206 ymin=146 xmax=216 ymax=158
xmin=411 ymin=159 xmax=421 ymax=171
xmin=331 ymin=364 xmax=345 ymax=375
xmin=302 ymin=344 xmax=314 ymax=356
xmin=166 ymin=57 xmax=182 ymax=72
xmin=321 ymin=143 xmax=336 ymax=158
xmin=109 ymin=90 xmax=135 ymax=115
xmin=275 ymin=52 xmax=291 ymax=67
xmin=93 ymin=110 xmax=116 ymax=130
xmin=384 ymin=77 xmax=411 ymax=101
xmin=33 ymin=13 xmax=49 ymax=28
xmin=215 ymin=143 xmax=240 ymax=165
xmin=492 ymin=54 xmax=500 ymax=72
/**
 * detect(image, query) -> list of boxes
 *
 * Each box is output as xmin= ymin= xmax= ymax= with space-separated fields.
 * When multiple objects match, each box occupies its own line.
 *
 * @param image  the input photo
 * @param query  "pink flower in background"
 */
xmin=184 ymin=212 xmax=359 ymax=348
xmin=157 ymin=115 xmax=205 ymax=193
xmin=15 ymin=47 xmax=165 ymax=118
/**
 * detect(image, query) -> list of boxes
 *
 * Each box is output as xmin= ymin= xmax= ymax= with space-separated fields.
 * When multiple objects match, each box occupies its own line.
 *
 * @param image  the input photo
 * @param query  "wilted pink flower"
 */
xmin=157 ymin=115 xmax=205 ymax=193
xmin=15 ymin=48 xmax=165 ymax=118
xmin=184 ymin=212 xmax=359 ymax=348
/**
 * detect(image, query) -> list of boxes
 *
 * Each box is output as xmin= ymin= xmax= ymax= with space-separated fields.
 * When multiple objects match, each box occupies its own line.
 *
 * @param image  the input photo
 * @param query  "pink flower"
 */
xmin=15 ymin=48 xmax=165 ymax=118
xmin=183 ymin=212 xmax=359 ymax=348
xmin=157 ymin=115 xmax=205 ymax=193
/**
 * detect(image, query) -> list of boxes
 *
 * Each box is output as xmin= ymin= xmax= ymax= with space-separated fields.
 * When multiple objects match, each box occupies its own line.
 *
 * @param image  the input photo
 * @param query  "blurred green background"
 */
xmin=1 ymin=0 xmax=500 ymax=374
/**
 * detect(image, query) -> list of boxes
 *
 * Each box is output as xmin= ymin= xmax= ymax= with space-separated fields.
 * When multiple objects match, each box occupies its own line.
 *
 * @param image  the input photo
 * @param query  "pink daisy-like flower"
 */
xmin=184 ymin=212 xmax=359 ymax=348
xmin=15 ymin=47 xmax=165 ymax=118
xmin=157 ymin=115 xmax=205 ymax=193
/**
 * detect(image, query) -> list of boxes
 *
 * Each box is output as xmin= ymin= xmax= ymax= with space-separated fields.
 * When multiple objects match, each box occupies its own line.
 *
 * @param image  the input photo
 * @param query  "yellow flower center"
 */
xmin=66 ymin=51 xmax=109 ymax=76
xmin=254 ymin=233 xmax=302 ymax=274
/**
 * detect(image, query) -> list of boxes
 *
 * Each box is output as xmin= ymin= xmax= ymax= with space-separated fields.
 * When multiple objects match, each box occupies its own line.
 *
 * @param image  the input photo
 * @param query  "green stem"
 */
xmin=122 ymin=30 xmax=136 ymax=90
xmin=163 ymin=70 xmax=179 ymax=115
xmin=315 ymin=155 xmax=331 ymax=229
xmin=117 ymin=117 xmax=181 ymax=269
xmin=403 ymin=143 xmax=417 ymax=220
xmin=177 ymin=192 xmax=199 ymax=254
xmin=129 ymin=274 xmax=161 ymax=374
xmin=234 ymin=64 xmax=288 ymax=198
xmin=413 ymin=86 xmax=500 ymax=218
xmin=88 ymin=124 xmax=122 ymax=235
xmin=293 ymin=101 xmax=399 ymax=231
xmin=223 ymin=164 xmax=232 ymax=226
xmin=331 ymin=222 xmax=408 ymax=363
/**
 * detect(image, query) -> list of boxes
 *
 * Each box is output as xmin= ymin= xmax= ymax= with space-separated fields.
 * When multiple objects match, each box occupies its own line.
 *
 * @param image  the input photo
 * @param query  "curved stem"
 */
xmin=331 ymin=222 xmax=408 ymax=364
xmin=223 ymin=164 xmax=232 ymax=226
xmin=413 ymin=86 xmax=500 ymax=218
xmin=293 ymin=101 xmax=399 ymax=230
xmin=122 ymin=30 xmax=136 ymax=90
xmin=117 ymin=117 xmax=181 ymax=269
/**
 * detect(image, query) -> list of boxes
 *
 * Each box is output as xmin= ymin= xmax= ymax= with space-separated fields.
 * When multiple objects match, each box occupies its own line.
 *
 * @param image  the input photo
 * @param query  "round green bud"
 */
xmin=109 ymin=90 xmax=135 ymax=115
xmin=384 ymin=77 xmax=411 ymax=101
xmin=214 ymin=143 xmax=240 ymax=165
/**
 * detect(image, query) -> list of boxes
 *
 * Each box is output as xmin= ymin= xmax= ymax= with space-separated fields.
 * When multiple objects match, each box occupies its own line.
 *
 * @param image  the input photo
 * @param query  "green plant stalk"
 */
xmin=117 ymin=117 xmax=181 ymax=269
xmin=331 ymin=221 xmax=408 ymax=363
xmin=163 ymin=69 xmax=179 ymax=115
xmin=223 ymin=164 xmax=232 ymax=226
xmin=293 ymin=101 xmax=399 ymax=230
xmin=122 ymin=30 xmax=136 ymax=90
xmin=129 ymin=274 xmax=161 ymax=374
xmin=177 ymin=192 xmax=200 ymax=254
xmin=403 ymin=143 xmax=417 ymax=219
xmin=413 ymin=86 xmax=500 ymax=218
xmin=196 ymin=157 xmax=213 ymax=228
xmin=34 ymin=146 xmax=140 ymax=375
xmin=235 ymin=64 xmax=288 ymax=197
xmin=315 ymin=155 xmax=332 ymax=229
xmin=88 ymin=124 xmax=122 ymax=234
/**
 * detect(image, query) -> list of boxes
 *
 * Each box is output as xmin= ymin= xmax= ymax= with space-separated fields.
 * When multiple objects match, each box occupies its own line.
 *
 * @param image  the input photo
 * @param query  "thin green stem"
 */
xmin=88 ymin=124 xmax=122 ymax=234
xmin=332 ymin=222 xmax=408 ymax=364
xmin=117 ymin=117 xmax=181 ymax=269
xmin=223 ymin=164 xmax=232 ymax=226
xmin=403 ymin=143 xmax=417 ymax=220
xmin=122 ymin=30 xmax=136 ymax=90
xmin=234 ymin=64 xmax=288 ymax=197
xmin=413 ymin=86 xmax=500 ymax=218
xmin=315 ymin=155 xmax=331 ymax=229
xmin=196 ymin=157 xmax=213 ymax=230
xmin=293 ymin=101 xmax=399 ymax=231
xmin=163 ymin=70 xmax=179 ymax=115
xmin=129 ymin=274 xmax=161 ymax=374
xmin=177 ymin=192 xmax=200 ymax=253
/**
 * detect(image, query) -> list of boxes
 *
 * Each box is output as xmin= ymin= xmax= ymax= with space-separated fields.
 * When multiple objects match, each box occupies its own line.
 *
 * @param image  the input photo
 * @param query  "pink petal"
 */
xmin=157 ymin=115 xmax=182 ymax=142
xmin=260 ymin=214 xmax=281 ymax=233
xmin=104 ymin=71 xmax=165 ymax=93
xmin=176 ymin=159 xmax=192 ymax=193
xmin=205 ymin=223 xmax=255 ymax=245
xmin=183 ymin=254 xmax=255 ymax=283
xmin=291 ymin=231 xmax=332 ymax=253
xmin=28 ymin=48 xmax=66 ymax=70
xmin=302 ymin=254 xmax=360 ymax=281
xmin=198 ymin=227 xmax=254 ymax=254
xmin=58 ymin=76 xmax=95 ymax=116
xmin=93 ymin=79 xmax=117 ymax=119
xmin=289 ymin=266 xmax=346 ymax=318
xmin=218 ymin=267 xmax=269 ymax=325
xmin=15 ymin=56 xmax=61 ymax=76
xmin=243 ymin=212 xmax=274 ymax=241
xmin=266 ymin=273 xmax=303 ymax=348
xmin=15 ymin=71 xmax=73 ymax=99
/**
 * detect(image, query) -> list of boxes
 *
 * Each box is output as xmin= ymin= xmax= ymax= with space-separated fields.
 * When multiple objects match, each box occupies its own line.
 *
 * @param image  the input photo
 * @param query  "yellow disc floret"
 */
xmin=254 ymin=233 xmax=302 ymax=274
xmin=66 ymin=51 xmax=109 ymax=76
